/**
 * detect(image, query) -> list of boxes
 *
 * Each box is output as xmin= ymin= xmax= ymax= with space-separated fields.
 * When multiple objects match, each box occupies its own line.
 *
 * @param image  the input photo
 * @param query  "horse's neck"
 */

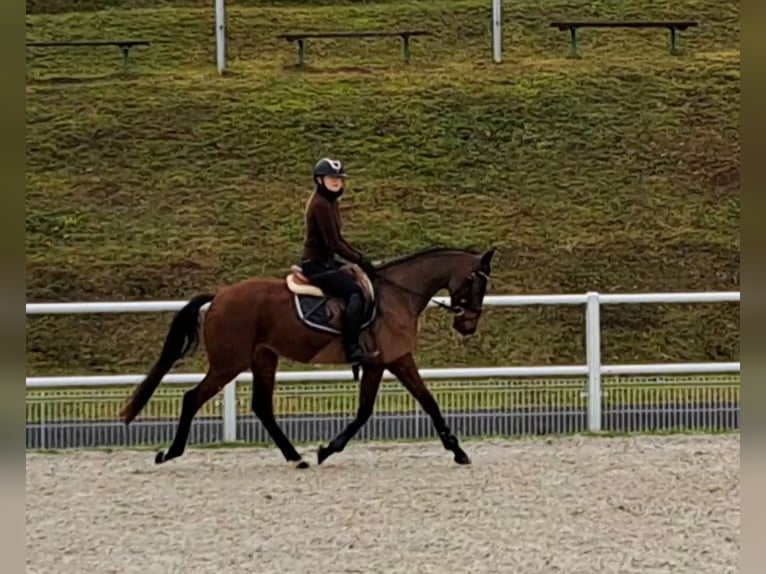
xmin=381 ymin=254 xmax=469 ymax=313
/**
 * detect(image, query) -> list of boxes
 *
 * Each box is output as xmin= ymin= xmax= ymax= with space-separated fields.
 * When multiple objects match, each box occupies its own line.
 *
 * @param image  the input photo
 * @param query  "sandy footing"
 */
xmin=26 ymin=434 xmax=739 ymax=574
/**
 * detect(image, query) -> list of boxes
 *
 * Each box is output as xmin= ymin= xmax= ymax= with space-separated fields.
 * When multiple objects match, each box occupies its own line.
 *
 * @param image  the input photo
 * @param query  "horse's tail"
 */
xmin=119 ymin=292 xmax=215 ymax=424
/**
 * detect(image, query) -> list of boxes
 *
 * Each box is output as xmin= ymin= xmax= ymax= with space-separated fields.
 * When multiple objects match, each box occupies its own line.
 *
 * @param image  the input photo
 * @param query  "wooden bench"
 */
xmin=549 ymin=21 xmax=698 ymax=58
xmin=26 ymin=40 xmax=151 ymax=69
xmin=276 ymin=31 xmax=432 ymax=66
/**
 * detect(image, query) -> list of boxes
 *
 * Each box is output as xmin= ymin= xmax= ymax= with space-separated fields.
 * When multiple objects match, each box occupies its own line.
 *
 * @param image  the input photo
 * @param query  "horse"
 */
xmin=118 ymin=245 xmax=496 ymax=468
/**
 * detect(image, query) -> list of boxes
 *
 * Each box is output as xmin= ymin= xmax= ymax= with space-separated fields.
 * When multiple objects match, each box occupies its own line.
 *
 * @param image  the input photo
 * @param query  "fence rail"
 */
xmin=25 ymin=291 xmax=740 ymax=314
xmin=26 ymin=291 xmax=740 ymax=447
xmin=25 ymin=361 xmax=742 ymax=388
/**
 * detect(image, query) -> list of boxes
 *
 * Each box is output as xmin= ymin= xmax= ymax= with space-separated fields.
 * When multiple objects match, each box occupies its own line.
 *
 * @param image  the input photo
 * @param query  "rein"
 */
xmin=372 ymin=270 xmax=489 ymax=316
xmin=374 ymin=274 xmax=460 ymax=312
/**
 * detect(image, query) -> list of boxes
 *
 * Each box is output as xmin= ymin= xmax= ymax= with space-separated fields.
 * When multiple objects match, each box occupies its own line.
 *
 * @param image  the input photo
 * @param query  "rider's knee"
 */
xmin=347 ymin=286 xmax=364 ymax=301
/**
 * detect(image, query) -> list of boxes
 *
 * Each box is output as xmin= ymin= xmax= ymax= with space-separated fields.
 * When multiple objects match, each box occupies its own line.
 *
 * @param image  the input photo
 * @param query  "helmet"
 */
xmin=313 ymin=158 xmax=347 ymax=179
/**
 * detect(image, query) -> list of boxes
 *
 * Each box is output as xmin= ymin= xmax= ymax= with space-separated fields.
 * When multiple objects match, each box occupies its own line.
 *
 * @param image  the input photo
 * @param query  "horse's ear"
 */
xmin=480 ymin=247 xmax=496 ymax=270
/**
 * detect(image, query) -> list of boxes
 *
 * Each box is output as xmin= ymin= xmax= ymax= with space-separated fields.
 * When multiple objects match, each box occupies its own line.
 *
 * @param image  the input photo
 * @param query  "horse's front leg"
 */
xmin=387 ymin=353 xmax=471 ymax=465
xmin=317 ymin=363 xmax=384 ymax=465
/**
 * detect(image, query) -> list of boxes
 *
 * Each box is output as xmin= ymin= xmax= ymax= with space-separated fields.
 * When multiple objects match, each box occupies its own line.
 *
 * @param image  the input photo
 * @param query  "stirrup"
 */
xmin=348 ymin=349 xmax=379 ymax=382
xmin=347 ymin=348 xmax=379 ymax=365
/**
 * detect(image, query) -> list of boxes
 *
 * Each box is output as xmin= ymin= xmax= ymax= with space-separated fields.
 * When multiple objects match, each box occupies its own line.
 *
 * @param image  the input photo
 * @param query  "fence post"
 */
xmin=215 ymin=0 xmax=226 ymax=74
xmin=585 ymin=291 xmax=602 ymax=431
xmin=223 ymin=379 xmax=237 ymax=442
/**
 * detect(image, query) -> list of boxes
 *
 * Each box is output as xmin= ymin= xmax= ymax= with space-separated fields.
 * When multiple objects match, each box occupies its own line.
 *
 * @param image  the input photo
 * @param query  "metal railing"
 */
xmin=26 ymin=291 xmax=740 ymax=445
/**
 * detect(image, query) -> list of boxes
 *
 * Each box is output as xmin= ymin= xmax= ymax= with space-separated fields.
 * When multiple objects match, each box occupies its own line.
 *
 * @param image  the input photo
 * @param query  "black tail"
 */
xmin=119 ymin=293 xmax=215 ymax=424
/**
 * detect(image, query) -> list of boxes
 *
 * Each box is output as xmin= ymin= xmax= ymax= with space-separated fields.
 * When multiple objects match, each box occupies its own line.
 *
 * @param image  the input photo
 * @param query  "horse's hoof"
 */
xmin=454 ymin=452 xmax=471 ymax=465
xmin=296 ymin=460 xmax=310 ymax=470
xmin=155 ymin=451 xmax=166 ymax=464
xmin=317 ymin=446 xmax=333 ymax=465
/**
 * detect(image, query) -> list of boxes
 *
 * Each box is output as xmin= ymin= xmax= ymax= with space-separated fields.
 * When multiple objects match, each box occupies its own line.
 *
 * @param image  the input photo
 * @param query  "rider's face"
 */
xmin=322 ymin=176 xmax=344 ymax=193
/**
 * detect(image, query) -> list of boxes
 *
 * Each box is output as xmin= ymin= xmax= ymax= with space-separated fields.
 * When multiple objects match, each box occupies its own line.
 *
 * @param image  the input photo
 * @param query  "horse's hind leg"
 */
xmin=155 ymin=366 xmax=238 ymax=464
xmin=250 ymin=347 xmax=308 ymax=469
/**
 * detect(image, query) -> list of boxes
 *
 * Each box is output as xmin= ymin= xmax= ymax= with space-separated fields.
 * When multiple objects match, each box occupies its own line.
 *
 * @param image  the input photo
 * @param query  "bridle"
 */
xmin=374 ymin=269 xmax=490 ymax=317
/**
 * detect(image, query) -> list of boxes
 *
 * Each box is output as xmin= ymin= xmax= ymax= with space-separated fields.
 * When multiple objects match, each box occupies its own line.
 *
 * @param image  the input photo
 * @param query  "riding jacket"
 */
xmin=302 ymin=188 xmax=366 ymax=266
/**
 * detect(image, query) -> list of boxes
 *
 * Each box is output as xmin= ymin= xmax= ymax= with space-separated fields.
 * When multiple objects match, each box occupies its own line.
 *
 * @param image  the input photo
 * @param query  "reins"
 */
xmin=374 ymin=274 xmax=460 ymax=312
xmin=372 ymin=269 xmax=490 ymax=316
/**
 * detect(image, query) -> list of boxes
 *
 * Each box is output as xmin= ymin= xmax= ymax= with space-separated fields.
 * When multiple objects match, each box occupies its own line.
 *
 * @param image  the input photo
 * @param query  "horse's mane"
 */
xmin=376 ymin=246 xmax=479 ymax=270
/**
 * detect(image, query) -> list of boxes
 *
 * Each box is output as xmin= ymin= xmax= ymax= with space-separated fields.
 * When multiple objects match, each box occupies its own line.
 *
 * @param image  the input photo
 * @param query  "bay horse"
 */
xmin=119 ymin=245 xmax=496 ymax=468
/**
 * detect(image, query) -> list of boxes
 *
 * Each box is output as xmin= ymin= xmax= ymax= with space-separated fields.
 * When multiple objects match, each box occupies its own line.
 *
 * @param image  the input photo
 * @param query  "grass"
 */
xmin=25 ymin=0 xmax=740 ymax=378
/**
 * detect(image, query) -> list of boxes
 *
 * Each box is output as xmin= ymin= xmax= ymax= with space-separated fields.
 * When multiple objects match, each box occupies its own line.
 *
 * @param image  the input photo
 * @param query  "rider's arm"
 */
xmin=313 ymin=201 xmax=366 ymax=264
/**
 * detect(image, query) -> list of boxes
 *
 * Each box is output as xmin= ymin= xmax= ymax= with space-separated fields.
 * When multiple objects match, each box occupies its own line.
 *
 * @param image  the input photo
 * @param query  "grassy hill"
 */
xmin=26 ymin=0 xmax=740 ymax=377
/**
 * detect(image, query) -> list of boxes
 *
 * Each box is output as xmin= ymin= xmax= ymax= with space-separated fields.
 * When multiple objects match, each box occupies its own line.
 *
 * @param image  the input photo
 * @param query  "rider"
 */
xmin=301 ymin=157 xmax=378 ymax=365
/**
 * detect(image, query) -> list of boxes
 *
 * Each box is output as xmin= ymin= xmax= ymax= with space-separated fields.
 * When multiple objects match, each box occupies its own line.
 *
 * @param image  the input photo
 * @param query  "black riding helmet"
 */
xmin=313 ymin=158 xmax=347 ymax=179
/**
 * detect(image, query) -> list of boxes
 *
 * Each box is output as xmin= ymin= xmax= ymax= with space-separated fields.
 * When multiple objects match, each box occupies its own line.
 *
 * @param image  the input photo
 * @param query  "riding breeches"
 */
xmin=300 ymin=259 xmax=363 ymax=302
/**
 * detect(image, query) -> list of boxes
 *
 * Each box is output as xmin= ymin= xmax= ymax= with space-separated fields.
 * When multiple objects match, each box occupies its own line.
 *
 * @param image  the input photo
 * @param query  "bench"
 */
xmin=276 ymin=31 xmax=432 ymax=66
xmin=26 ymin=40 xmax=151 ymax=69
xmin=549 ymin=21 xmax=698 ymax=58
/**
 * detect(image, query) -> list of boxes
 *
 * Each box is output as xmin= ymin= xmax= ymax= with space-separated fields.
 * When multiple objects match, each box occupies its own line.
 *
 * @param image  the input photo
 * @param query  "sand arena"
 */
xmin=26 ymin=433 xmax=739 ymax=574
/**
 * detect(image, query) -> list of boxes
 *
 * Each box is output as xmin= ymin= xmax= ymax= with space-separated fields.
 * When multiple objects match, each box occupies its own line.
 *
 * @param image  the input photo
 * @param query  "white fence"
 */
xmin=26 ymin=291 xmax=740 ymax=441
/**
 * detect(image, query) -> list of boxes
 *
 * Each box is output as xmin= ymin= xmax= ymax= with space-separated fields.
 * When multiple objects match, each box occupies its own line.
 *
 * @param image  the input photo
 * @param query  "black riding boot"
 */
xmin=342 ymin=293 xmax=373 ymax=364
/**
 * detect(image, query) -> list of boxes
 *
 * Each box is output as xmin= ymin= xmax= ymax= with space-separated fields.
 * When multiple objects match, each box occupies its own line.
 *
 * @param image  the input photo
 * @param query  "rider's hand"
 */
xmin=359 ymin=258 xmax=377 ymax=278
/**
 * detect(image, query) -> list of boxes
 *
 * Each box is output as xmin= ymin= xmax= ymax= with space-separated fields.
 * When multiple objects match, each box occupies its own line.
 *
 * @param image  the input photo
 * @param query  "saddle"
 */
xmin=285 ymin=263 xmax=377 ymax=335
